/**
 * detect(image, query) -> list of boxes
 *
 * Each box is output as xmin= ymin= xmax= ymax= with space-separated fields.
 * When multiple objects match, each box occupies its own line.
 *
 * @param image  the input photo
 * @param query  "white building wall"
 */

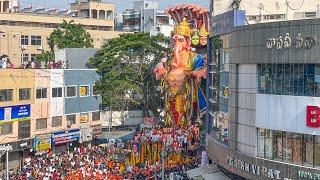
xmin=49 ymin=69 xmax=64 ymax=118
xmin=214 ymin=0 xmax=320 ymax=23
xmin=256 ymin=94 xmax=320 ymax=135
xmin=237 ymin=64 xmax=257 ymax=157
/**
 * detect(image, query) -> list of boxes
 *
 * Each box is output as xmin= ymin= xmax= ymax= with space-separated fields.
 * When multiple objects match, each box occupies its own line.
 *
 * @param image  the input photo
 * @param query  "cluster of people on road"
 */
xmin=0 ymin=126 xmax=201 ymax=180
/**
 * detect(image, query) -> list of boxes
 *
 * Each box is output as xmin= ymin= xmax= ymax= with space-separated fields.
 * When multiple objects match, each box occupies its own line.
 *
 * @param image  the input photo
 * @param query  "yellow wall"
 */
xmin=0 ymin=69 xmax=35 ymax=143
xmin=0 ymin=69 xmax=35 ymax=107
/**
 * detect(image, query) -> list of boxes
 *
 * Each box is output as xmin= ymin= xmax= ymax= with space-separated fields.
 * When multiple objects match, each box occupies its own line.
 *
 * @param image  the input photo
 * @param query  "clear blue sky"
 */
xmin=19 ymin=0 xmax=209 ymax=12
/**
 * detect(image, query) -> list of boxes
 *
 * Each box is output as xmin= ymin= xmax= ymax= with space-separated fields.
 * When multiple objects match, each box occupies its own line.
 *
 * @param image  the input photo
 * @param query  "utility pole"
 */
xmin=285 ymin=0 xmax=289 ymax=20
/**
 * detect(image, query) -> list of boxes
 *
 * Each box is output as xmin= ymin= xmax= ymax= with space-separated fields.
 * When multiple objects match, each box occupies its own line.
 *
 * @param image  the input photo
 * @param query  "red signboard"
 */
xmin=306 ymin=106 xmax=320 ymax=127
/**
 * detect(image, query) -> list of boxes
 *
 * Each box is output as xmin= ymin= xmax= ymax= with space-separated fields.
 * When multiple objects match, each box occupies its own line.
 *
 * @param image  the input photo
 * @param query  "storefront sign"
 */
xmin=299 ymin=170 xmax=320 ymax=180
xmin=91 ymin=124 xmax=102 ymax=137
xmin=33 ymin=134 xmax=52 ymax=152
xmin=79 ymin=125 xmax=92 ymax=143
xmin=306 ymin=106 xmax=320 ymax=127
xmin=0 ymin=104 xmax=30 ymax=122
xmin=0 ymin=144 xmax=13 ymax=152
xmin=0 ymin=139 xmax=31 ymax=152
xmin=266 ymin=33 xmax=316 ymax=50
xmin=52 ymin=129 xmax=80 ymax=146
xmin=226 ymin=156 xmax=281 ymax=179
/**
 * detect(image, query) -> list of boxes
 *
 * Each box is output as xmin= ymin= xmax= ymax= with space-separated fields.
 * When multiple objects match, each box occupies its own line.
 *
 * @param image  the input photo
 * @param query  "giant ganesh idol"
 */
xmin=154 ymin=17 xmax=207 ymax=127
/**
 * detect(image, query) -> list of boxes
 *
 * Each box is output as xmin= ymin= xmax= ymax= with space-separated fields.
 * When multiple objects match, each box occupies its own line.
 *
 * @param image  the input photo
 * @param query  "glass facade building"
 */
xmin=206 ymin=10 xmax=320 ymax=180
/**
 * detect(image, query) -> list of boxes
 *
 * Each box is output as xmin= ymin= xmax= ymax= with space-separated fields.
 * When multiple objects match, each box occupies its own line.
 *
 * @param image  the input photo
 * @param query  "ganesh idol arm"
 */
xmin=153 ymin=58 xmax=168 ymax=80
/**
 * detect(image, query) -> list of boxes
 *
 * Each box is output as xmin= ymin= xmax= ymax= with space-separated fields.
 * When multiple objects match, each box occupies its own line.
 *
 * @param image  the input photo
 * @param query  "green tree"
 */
xmin=90 ymin=32 xmax=170 ymax=117
xmin=48 ymin=20 xmax=93 ymax=53
xmin=35 ymin=50 xmax=54 ymax=64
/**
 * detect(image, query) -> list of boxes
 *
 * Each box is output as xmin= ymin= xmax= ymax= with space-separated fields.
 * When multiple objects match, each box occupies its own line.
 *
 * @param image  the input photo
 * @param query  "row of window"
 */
xmin=257 ymin=128 xmax=320 ymax=167
xmin=20 ymin=35 xmax=42 ymax=46
xmin=0 ymin=85 xmax=99 ymax=102
xmin=21 ymin=53 xmax=39 ymax=62
xmin=0 ymin=112 xmax=100 ymax=136
xmin=258 ymin=64 xmax=320 ymax=97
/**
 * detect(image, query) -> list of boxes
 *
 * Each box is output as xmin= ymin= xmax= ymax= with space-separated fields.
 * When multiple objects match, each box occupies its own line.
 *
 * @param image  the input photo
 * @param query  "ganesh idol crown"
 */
xmin=154 ymin=16 xmax=208 ymax=127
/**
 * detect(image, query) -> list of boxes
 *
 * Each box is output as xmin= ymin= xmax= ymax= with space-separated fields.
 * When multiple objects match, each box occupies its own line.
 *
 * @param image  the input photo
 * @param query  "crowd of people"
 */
xmin=0 ymin=57 xmax=69 ymax=69
xmin=0 ymin=126 xmax=202 ymax=180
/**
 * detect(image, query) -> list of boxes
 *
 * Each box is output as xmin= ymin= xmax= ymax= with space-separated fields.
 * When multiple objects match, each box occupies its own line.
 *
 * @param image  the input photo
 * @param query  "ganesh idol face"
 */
xmin=191 ymin=34 xmax=199 ymax=46
xmin=199 ymin=36 xmax=208 ymax=46
xmin=172 ymin=34 xmax=189 ymax=52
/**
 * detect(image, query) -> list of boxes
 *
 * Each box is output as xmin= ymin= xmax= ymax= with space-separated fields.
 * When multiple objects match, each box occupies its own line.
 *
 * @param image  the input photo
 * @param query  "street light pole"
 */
xmin=6 ymin=150 xmax=8 ymax=180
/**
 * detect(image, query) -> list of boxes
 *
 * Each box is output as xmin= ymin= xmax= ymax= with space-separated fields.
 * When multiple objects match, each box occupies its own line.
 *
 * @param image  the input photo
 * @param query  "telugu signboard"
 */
xmin=0 ymin=104 xmax=31 ymax=123
xmin=52 ymin=129 xmax=80 ymax=146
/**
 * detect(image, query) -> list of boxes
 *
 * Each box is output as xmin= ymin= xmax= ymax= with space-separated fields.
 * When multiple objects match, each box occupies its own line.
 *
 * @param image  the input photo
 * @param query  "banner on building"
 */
xmin=52 ymin=129 xmax=80 ymax=146
xmin=33 ymin=134 xmax=52 ymax=152
xmin=0 ymin=104 xmax=30 ymax=123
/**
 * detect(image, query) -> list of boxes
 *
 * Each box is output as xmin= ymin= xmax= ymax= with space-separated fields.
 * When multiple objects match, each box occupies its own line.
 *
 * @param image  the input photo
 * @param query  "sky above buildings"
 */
xmin=19 ymin=0 xmax=209 ymax=11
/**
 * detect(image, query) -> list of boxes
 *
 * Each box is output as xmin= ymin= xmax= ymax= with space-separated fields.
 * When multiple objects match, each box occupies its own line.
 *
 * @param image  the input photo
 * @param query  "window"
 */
xmin=315 ymin=136 xmax=320 ymax=167
xmin=92 ymin=111 xmax=100 ymax=121
xmin=36 ymin=118 xmax=47 ymax=130
xmin=52 ymin=116 xmax=62 ymax=127
xmin=92 ymin=85 xmax=99 ymax=96
xmin=283 ymin=132 xmax=293 ymax=163
xmin=273 ymin=131 xmax=283 ymax=161
xmin=31 ymin=35 xmax=41 ymax=46
xmin=52 ymin=87 xmax=62 ymax=98
xmin=0 ymin=122 xmax=13 ymax=135
xmin=79 ymin=85 xmax=89 ymax=96
xmin=19 ymin=88 xmax=31 ymax=100
xmin=21 ymin=53 xmax=29 ymax=63
xmin=0 ymin=89 xmax=13 ymax=102
xmin=302 ymin=134 xmax=314 ymax=166
xmin=66 ymin=114 xmax=76 ymax=126
xmin=31 ymin=54 xmax=37 ymax=61
xmin=257 ymin=129 xmax=265 ymax=157
xmin=20 ymin=35 xmax=28 ymax=45
xmin=292 ymin=134 xmax=302 ymax=164
xmin=265 ymin=129 xmax=273 ymax=159
xmin=80 ymin=113 xmax=89 ymax=123
xmin=36 ymin=88 xmax=47 ymax=99
xmin=258 ymin=64 xmax=320 ymax=97
xmin=66 ymin=86 xmax=76 ymax=97
xmin=18 ymin=120 xmax=30 ymax=139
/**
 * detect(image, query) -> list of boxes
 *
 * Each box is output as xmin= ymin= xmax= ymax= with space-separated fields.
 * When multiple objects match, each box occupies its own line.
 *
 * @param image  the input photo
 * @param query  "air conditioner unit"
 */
xmin=21 ymin=45 xmax=27 ymax=50
xmin=37 ymin=46 xmax=42 ymax=50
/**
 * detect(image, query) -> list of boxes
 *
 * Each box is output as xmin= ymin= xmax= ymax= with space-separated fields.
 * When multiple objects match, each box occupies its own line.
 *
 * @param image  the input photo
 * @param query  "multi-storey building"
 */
xmin=0 ymin=0 xmax=122 ymax=68
xmin=213 ymin=0 xmax=320 ymax=24
xmin=121 ymin=0 xmax=172 ymax=33
xmin=207 ymin=10 xmax=320 ymax=179
xmin=0 ymin=68 xmax=102 ymax=170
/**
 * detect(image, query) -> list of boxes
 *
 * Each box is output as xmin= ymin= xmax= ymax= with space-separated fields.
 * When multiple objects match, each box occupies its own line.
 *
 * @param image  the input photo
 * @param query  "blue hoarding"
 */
xmin=0 ymin=104 xmax=31 ymax=122
xmin=52 ymin=129 xmax=80 ymax=145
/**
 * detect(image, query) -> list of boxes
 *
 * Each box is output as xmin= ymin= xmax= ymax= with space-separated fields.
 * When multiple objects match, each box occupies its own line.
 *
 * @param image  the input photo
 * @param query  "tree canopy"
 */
xmin=48 ymin=20 xmax=93 ymax=53
xmin=89 ymin=32 xmax=170 ymax=116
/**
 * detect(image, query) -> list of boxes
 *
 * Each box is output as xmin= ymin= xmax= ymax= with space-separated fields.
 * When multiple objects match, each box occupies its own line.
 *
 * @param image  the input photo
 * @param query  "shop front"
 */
xmin=206 ymin=135 xmax=320 ymax=180
xmin=0 ymin=139 xmax=32 ymax=171
xmin=52 ymin=129 xmax=80 ymax=153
